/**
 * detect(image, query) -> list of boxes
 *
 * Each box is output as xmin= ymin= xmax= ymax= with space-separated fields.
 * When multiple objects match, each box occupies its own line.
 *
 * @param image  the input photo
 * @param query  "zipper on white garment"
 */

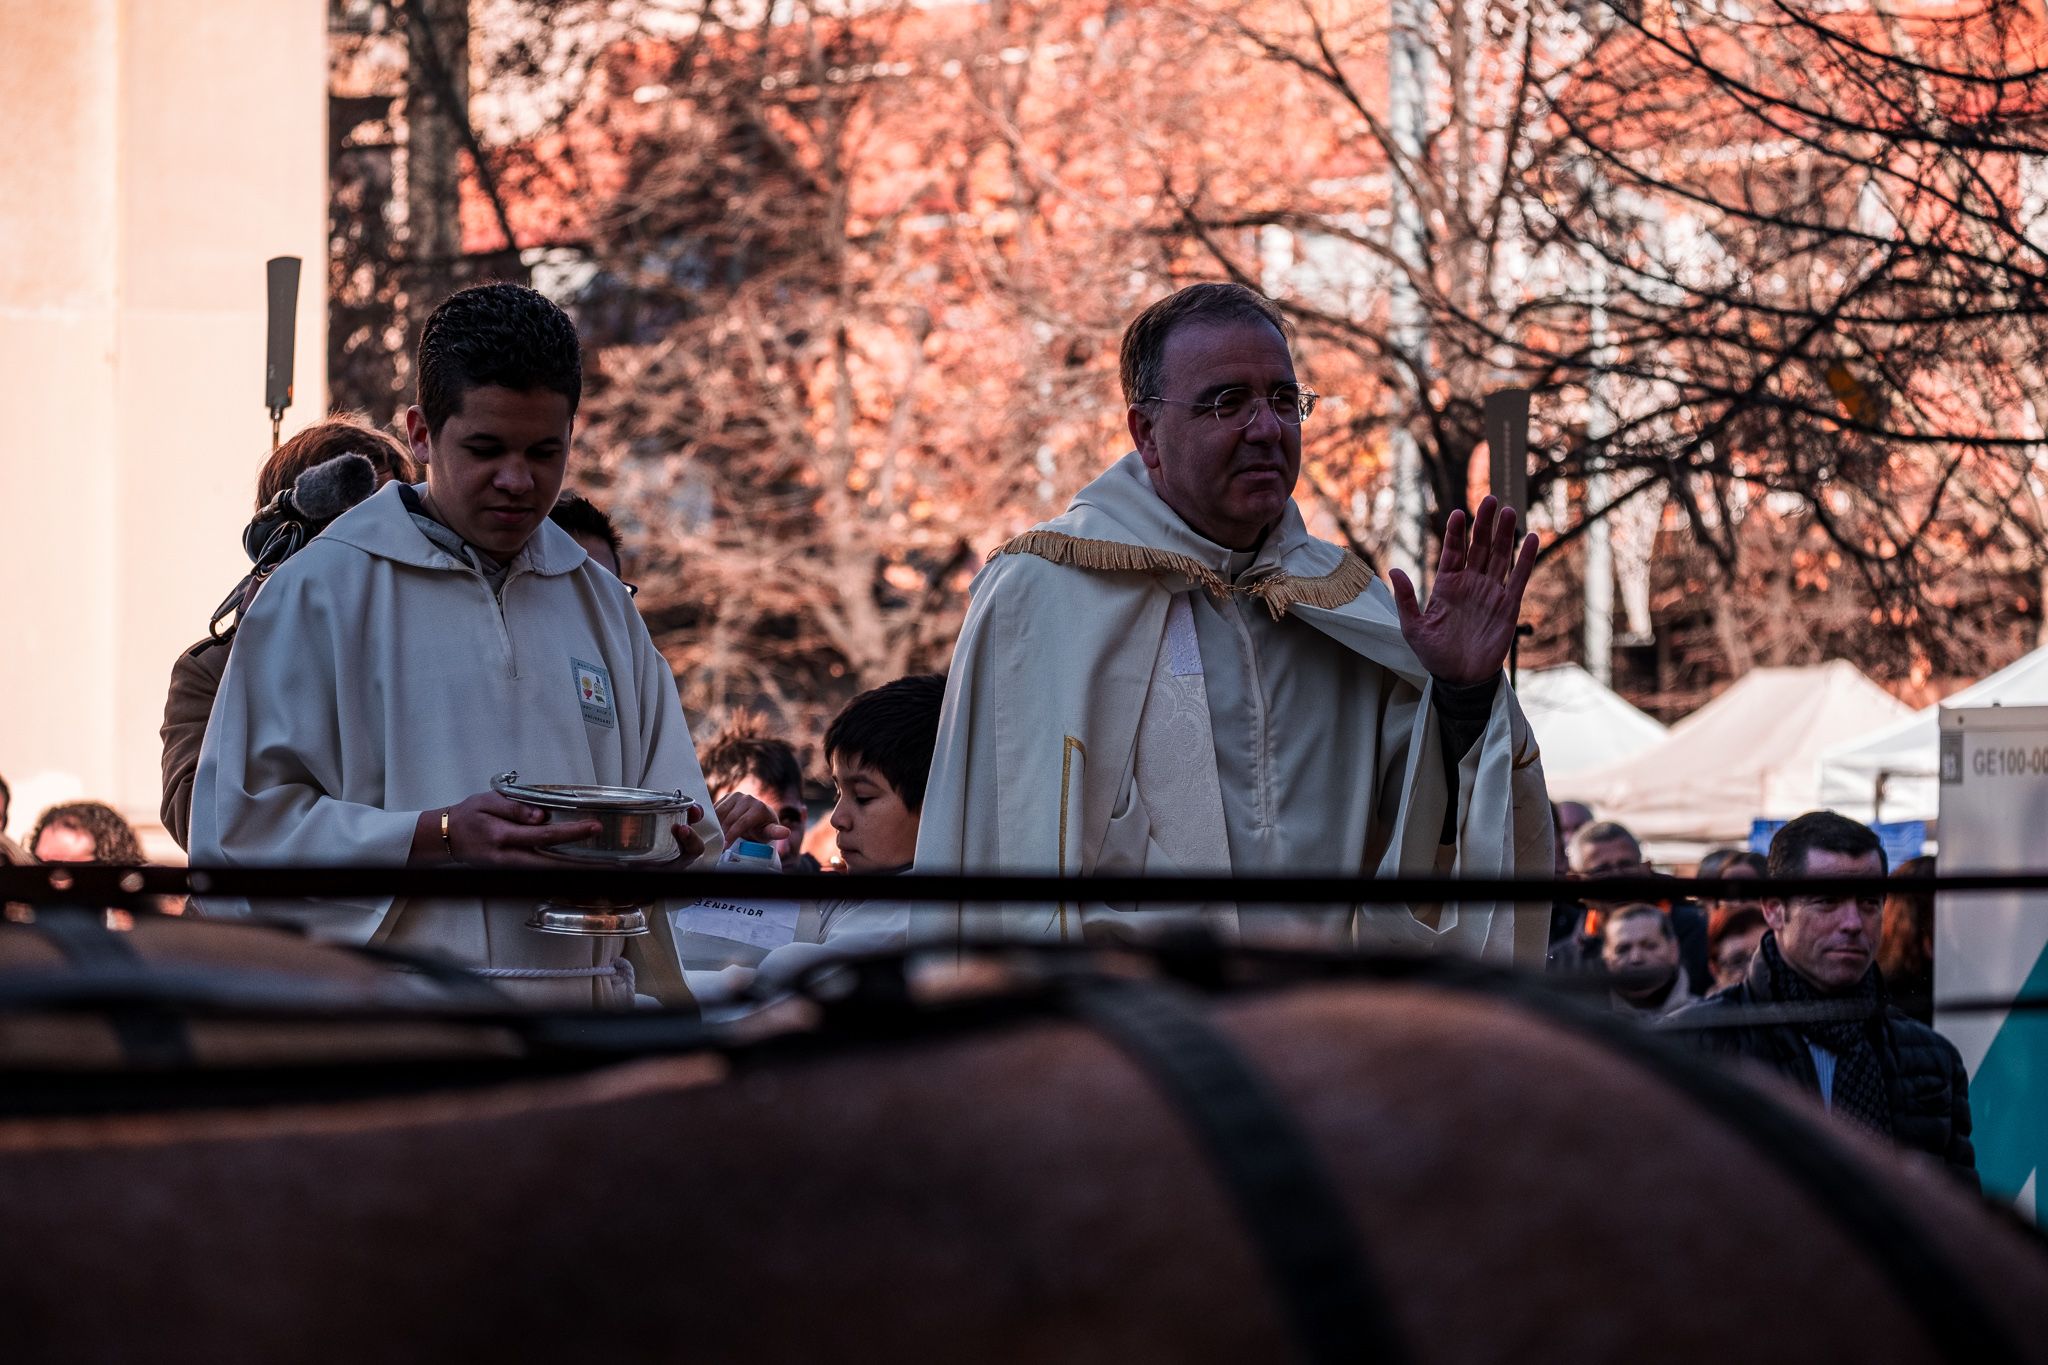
xmin=494 ymin=565 xmax=523 ymax=679
xmin=455 ymin=544 xmax=520 ymax=681
xmin=1220 ymin=596 xmax=1274 ymax=832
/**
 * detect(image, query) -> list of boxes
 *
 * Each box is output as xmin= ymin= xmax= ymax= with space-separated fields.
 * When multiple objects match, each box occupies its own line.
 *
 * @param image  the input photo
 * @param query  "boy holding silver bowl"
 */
xmin=191 ymin=284 xmax=782 ymax=1007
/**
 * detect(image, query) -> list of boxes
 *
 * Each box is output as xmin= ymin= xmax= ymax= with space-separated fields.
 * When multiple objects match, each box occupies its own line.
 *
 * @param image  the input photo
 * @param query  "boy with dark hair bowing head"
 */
xmin=193 ymin=283 xmax=781 ymax=1007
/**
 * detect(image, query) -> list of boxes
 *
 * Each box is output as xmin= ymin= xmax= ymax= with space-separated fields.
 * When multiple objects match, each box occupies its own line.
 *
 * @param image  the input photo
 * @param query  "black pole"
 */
xmin=265 ymin=256 xmax=301 ymax=450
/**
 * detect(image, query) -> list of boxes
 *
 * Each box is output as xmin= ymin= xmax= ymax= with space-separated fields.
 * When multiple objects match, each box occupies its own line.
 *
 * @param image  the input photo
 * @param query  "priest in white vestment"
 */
xmin=191 ymin=284 xmax=782 ymax=1007
xmin=916 ymin=283 xmax=1553 ymax=960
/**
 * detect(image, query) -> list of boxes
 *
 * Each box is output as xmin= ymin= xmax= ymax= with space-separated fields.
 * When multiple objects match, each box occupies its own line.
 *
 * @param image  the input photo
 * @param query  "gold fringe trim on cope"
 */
xmin=992 ymin=530 xmax=1375 ymax=618
xmin=1242 ymin=551 xmax=1376 ymax=619
xmin=991 ymin=532 xmax=1230 ymax=598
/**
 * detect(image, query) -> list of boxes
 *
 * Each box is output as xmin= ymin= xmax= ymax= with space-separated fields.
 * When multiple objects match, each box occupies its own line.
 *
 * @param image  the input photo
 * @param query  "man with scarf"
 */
xmin=1670 ymin=811 xmax=1976 ymax=1186
xmin=915 ymin=283 xmax=1553 ymax=956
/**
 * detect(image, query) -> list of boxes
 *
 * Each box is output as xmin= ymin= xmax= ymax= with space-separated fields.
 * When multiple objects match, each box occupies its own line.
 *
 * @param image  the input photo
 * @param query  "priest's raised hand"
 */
xmin=1387 ymin=496 xmax=1539 ymax=687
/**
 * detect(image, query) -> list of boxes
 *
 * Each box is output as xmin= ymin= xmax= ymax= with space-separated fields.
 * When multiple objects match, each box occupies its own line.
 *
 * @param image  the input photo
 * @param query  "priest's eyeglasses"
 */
xmin=1144 ymin=385 xmax=1319 ymax=429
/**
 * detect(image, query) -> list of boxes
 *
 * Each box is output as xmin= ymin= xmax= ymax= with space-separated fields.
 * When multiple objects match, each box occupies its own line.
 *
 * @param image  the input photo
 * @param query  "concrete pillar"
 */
xmin=0 ymin=0 xmax=328 ymax=855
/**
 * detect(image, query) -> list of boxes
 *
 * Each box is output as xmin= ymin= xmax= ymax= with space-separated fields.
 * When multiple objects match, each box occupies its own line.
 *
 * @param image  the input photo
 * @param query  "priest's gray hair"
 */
xmin=1120 ymin=282 xmax=1290 ymax=407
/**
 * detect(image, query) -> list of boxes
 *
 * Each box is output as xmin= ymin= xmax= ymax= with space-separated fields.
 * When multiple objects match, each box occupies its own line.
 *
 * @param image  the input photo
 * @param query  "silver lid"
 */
xmin=491 ymin=771 xmax=691 ymax=813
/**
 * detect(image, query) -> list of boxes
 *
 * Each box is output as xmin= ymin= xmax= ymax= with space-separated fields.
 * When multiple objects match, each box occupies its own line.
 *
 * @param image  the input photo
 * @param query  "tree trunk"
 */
xmin=404 ymin=0 xmax=469 ymax=342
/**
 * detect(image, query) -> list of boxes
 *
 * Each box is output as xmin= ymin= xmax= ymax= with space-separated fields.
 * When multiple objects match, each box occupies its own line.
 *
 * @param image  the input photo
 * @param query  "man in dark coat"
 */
xmin=1668 ymin=810 xmax=1976 ymax=1188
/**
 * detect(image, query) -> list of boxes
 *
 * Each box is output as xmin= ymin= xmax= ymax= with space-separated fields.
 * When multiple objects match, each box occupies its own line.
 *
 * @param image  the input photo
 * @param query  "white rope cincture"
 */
xmin=471 ymin=963 xmax=628 ymax=980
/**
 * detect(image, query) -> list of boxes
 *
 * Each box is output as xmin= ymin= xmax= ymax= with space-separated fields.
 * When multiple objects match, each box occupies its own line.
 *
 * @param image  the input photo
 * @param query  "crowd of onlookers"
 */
xmin=1545 ymin=802 xmax=1935 ymax=1027
xmin=1545 ymin=802 xmax=1969 ymax=1184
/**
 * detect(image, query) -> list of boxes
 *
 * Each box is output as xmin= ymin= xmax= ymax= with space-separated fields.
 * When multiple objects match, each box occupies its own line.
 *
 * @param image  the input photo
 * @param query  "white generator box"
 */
xmin=1936 ymin=703 xmax=2048 ymax=1216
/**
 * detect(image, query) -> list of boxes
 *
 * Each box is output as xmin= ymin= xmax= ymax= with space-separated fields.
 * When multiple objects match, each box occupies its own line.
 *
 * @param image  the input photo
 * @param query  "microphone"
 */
xmin=242 ymin=452 xmax=378 ymax=563
xmin=288 ymin=451 xmax=376 ymax=522
xmin=217 ymin=452 xmax=382 ymax=641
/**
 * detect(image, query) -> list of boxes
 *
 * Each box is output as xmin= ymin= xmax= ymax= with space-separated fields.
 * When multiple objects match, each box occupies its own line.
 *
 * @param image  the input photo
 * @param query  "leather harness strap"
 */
xmin=29 ymin=906 xmax=198 ymax=1069
xmin=1059 ymin=973 xmax=1410 ymax=1365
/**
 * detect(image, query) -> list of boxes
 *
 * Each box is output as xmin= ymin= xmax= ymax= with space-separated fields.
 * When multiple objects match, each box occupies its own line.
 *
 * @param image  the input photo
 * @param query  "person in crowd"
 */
xmin=917 ymin=282 xmax=1551 ymax=951
xmin=160 ymin=417 xmax=422 ymax=851
xmin=1698 ymin=847 xmax=1769 ymax=991
xmin=22 ymin=801 xmax=178 ymax=914
xmin=1697 ymin=847 xmax=1765 ymax=908
xmin=1550 ymin=820 xmax=1710 ymax=993
xmin=1879 ymin=854 xmax=1935 ymax=1025
xmin=701 ymin=717 xmax=814 ymax=871
xmin=1548 ymin=801 xmax=1586 ymax=947
xmin=1687 ymin=843 xmax=1769 ymax=896
xmin=1569 ymin=820 xmax=1651 ymax=883
xmin=548 ymin=491 xmax=629 ymax=586
xmin=1554 ymin=800 xmax=1594 ymax=850
xmin=191 ymin=282 xmax=781 ymax=1007
xmin=27 ymin=801 xmax=144 ymax=865
xmin=1601 ymin=903 xmax=1697 ymax=1019
xmin=1670 ymin=812 xmax=1975 ymax=1186
xmin=0 ymin=779 xmax=33 ymax=921
xmin=1706 ymin=904 xmax=1768 ymax=993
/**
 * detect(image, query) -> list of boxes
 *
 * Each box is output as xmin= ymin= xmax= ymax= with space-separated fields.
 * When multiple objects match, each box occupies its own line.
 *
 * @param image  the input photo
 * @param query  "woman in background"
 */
xmin=1880 ymin=854 xmax=1936 ymax=1025
xmin=159 ymin=417 xmax=420 ymax=850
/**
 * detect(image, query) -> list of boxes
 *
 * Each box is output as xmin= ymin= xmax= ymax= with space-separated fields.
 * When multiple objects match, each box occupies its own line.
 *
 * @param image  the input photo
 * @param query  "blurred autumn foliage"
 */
xmin=330 ymin=0 xmax=2048 ymax=734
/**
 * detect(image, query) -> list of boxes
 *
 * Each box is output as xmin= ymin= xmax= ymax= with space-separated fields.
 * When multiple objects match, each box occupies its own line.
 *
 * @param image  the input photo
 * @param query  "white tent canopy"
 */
xmin=1817 ymin=644 xmax=2048 ymax=824
xmin=1515 ymin=664 xmax=1669 ymax=782
xmin=1565 ymin=661 xmax=1914 ymax=864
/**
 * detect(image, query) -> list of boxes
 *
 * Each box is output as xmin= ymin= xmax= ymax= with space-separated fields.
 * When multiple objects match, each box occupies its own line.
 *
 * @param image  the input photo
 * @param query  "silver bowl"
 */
xmin=492 ymin=771 xmax=693 ymax=863
xmin=492 ymin=772 xmax=697 ymax=936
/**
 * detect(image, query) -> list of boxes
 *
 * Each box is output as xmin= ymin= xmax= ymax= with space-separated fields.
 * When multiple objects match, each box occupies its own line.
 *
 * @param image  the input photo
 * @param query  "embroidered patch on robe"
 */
xmin=571 ymin=657 xmax=615 ymax=729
